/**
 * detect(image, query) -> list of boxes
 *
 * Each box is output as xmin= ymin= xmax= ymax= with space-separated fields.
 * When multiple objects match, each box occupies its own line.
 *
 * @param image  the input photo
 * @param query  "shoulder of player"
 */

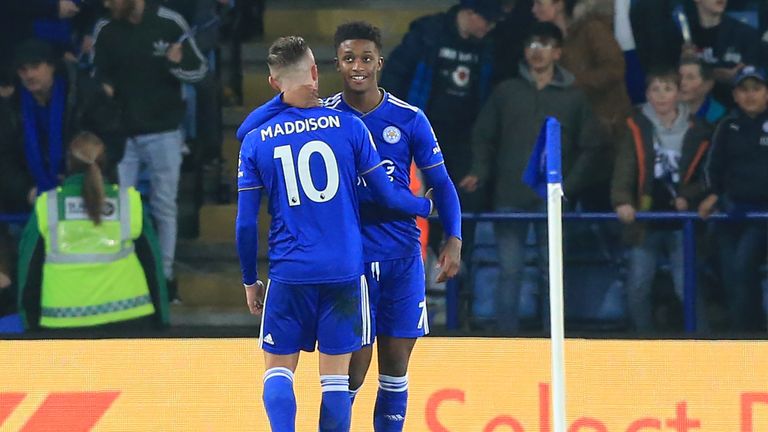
xmin=384 ymin=93 xmax=421 ymax=119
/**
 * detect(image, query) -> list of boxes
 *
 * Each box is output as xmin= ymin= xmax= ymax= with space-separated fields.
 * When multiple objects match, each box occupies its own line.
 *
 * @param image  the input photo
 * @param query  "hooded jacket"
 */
xmin=470 ymin=62 xmax=601 ymax=210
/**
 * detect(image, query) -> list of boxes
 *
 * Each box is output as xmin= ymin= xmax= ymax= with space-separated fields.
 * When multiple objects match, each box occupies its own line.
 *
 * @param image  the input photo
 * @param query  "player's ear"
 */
xmin=377 ymin=56 xmax=384 ymax=71
xmin=268 ymin=75 xmax=281 ymax=93
xmin=334 ymin=57 xmax=340 ymax=72
xmin=311 ymin=63 xmax=319 ymax=83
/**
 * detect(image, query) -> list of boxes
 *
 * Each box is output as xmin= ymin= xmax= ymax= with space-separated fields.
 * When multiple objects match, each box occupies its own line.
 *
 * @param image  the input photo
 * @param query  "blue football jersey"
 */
xmin=238 ymin=107 xmax=383 ymax=284
xmin=323 ymin=90 xmax=445 ymax=261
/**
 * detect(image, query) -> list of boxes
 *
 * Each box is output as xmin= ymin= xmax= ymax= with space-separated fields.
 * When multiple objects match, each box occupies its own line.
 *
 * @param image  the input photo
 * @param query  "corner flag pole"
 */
xmin=545 ymin=118 xmax=566 ymax=432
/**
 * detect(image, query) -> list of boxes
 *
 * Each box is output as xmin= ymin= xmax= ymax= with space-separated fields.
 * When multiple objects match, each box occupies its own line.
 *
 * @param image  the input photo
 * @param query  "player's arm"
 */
xmin=413 ymin=110 xmax=462 ymax=282
xmin=363 ymin=164 xmax=432 ymax=217
xmin=235 ymin=137 xmax=265 ymax=314
xmin=353 ymin=118 xmax=432 ymax=217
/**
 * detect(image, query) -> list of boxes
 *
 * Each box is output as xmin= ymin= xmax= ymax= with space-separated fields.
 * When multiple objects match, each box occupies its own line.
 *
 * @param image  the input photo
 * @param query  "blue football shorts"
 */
xmin=259 ymin=276 xmax=367 ymax=355
xmin=364 ymin=255 xmax=429 ymax=345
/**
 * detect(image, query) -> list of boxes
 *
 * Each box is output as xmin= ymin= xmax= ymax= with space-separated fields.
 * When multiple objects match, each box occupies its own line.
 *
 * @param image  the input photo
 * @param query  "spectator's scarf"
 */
xmin=21 ymin=76 xmax=66 ymax=192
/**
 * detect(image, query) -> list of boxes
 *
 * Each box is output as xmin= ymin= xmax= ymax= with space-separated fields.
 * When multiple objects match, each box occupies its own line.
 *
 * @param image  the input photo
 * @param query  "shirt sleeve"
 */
xmin=411 ymin=109 xmax=445 ymax=170
xmin=237 ymin=135 xmax=263 ymax=191
xmin=236 ymin=188 xmax=261 ymax=285
xmin=352 ymin=116 xmax=384 ymax=175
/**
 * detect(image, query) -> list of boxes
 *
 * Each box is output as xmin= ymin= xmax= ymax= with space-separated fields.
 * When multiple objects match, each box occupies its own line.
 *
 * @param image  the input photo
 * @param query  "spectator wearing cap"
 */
xmin=381 ymin=0 xmax=503 ymax=217
xmin=532 ymin=0 xmax=631 ymax=211
xmin=0 ymin=1 xmax=80 ymax=86
xmin=699 ymin=66 xmax=768 ymax=332
xmin=0 ymin=39 xmax=123 ymax=198
xmin=460 ymin=22 xmax=601 ymax=332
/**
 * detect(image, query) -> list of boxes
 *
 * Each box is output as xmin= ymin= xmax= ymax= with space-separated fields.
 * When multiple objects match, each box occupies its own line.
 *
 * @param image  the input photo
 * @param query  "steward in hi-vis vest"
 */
xmin=17 ymin=132 xmax=168 ymax=330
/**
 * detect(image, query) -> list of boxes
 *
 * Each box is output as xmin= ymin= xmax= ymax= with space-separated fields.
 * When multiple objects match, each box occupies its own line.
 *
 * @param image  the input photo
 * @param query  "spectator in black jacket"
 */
xmin=615 ymin=0 xmax=682 ymax=104
xmin=699 ymin=66 xmax=768 ymax=332
xmin=381 ymin=0 xmax=503 ymax=257
xmin=93 ymin=0 xmax=207 ymax=301
xmin=681 ymin=0 xmax=765 ymax=106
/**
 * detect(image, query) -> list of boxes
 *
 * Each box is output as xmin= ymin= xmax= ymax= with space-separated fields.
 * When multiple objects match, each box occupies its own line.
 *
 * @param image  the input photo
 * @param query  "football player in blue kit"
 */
xmin=236 ymin=23 xmax=463 ymax=432
xmin=235 ymin=36 xmax=433 ymax=432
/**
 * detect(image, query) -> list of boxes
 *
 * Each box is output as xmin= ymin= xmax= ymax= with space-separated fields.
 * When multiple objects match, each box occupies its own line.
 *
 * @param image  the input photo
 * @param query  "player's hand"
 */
xmin=283 ymin=84 xmax=320 ymax=108
xmin=58 ymin=0 xmax=80 ymax=18
xmin=244 ymin=280 xmax=265 ymax=315
xmin=615 ymin=204 xmax=636 ymax=224
xmin=458 ymin=175 xmax=478 ymax=193
xmin=698 ymin=194 xmax=718 ymax=220
xmin=166 ymin=43 xmax=183 ymax=64
xmin=436 ymin=236 xmax=462 ymax=283
xmin=674 ymin=197 xmax=689 ymax=212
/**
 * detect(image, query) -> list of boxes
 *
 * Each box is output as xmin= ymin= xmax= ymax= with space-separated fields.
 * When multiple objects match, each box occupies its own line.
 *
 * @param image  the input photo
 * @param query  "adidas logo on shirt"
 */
xmin=262 ymin=333 xmax=275 ymax=345
xmin=152 ymin=40 xmax=170 ymax=57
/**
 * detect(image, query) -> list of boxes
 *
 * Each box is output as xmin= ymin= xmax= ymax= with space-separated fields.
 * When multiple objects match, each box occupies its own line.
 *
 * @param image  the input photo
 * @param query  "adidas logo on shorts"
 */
xmin=262 ymin=333 xmax=275 ymax=345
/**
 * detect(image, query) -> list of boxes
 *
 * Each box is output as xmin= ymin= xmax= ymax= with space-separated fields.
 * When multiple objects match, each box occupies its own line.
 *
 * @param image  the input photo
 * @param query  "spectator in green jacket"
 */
xmin=17 ymin=132 xmax=169 ymax=332
xmin=460 ymin=22 xmax=600 ymax=332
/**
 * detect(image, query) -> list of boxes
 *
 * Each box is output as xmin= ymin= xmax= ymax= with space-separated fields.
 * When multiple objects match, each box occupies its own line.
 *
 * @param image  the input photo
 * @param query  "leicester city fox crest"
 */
xmin=383 ymin=126 xmax=401 ymax=144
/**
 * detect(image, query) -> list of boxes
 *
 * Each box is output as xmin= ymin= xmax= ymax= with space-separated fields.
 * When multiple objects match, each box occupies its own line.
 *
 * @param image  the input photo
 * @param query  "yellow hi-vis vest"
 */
xmin=35 ymin=185 xmax=155 ymax=328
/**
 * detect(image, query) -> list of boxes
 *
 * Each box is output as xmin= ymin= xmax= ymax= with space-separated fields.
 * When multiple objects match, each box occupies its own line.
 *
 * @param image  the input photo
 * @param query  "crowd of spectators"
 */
xmin=0 ymin=0 xmax=265 ymax=331
xmin=383 ymin=0 xmax=768 ymax=334
xmin=1 ymin=0 xmax=767 ymax=335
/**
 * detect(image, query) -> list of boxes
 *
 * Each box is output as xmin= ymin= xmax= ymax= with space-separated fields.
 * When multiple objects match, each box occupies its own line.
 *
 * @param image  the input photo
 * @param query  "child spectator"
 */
xmin=612 ymin=68 xmax=712 ymax=333
xmin=699 ymin=66 xmax=768 ymax=332
xmin=679 ymin=56 xmax=727 ymax=125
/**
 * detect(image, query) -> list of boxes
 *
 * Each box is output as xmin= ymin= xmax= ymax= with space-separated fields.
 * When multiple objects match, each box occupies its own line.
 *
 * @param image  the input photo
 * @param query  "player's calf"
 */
xmin=263 ymin=367 xmax=297 ymax=431
xmin=320 ymin=374 xmax=352 ymax=432
xmin=374 ymin=374 xmax=409 ymax=432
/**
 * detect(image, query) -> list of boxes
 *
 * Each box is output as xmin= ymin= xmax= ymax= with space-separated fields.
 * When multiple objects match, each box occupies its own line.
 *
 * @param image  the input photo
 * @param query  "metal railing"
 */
xmin=445 ymin=211 xmax=768 ymax=333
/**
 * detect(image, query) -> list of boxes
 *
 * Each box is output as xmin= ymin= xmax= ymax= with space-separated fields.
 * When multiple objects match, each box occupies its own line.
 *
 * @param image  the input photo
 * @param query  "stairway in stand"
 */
xmin=172 ymin=1 xmax=446 ymax=327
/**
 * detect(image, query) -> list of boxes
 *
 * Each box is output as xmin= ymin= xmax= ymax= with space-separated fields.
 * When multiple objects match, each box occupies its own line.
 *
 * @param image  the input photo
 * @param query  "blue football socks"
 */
xmin=373 ymin=374 xmax=408 ymax=431
xmin=320 ymin=374 xmax=352 ymax=432
xmin=263 ymin=367 xmax=296 ymax=432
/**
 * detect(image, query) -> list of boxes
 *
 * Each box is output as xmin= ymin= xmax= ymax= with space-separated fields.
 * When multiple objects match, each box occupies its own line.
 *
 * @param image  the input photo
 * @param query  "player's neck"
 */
xmin=344 ymin=87 xmax=383 ymax=114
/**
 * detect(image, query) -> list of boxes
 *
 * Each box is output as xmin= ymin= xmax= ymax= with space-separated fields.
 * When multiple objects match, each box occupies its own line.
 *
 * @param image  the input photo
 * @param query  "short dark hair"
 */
xmin=645 ymin=67 xmax=680 ymax=88
xmin=14 ymin=39 xmax=56 ymax=70
xmin=334 ymin=21 xmax=383 ymax=52
xmin=679 ymin=55 xmax=715 ymax=81
xmin=525 ymin=22 xmax=564 ymax=47
xmin=266 ymin=36 xmax=310 ymax=69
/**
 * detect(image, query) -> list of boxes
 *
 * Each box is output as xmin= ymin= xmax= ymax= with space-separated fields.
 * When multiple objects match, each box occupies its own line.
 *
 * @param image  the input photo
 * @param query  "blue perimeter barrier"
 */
xmin=443 ymin=211 xmax=768 ymax=333
xmin=0 ymin=214 xmax=29 ymax=224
